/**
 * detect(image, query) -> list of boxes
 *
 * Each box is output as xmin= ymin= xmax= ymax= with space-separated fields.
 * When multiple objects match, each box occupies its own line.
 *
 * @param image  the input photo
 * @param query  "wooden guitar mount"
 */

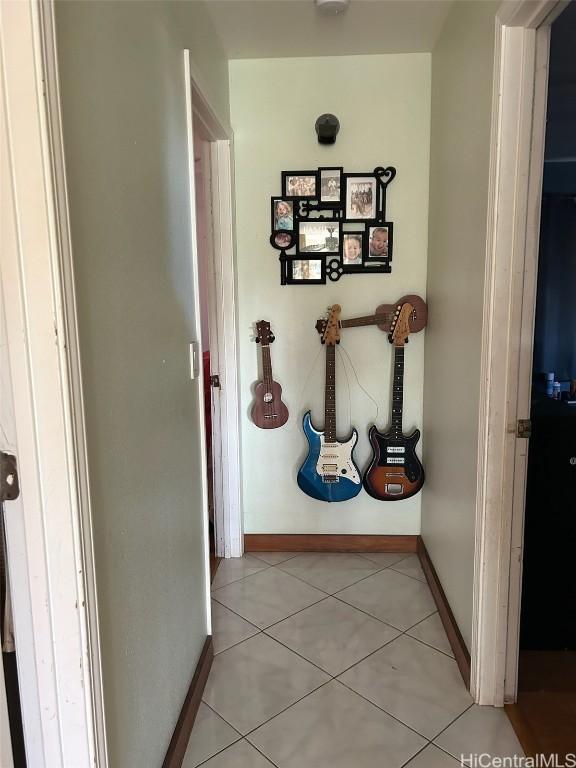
xmin=315 ymin=294 xmax=428 ymax=336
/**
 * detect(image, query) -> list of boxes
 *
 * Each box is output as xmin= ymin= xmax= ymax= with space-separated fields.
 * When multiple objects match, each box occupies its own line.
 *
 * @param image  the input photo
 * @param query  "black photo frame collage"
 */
xmin=270 ymin=166 xmax=396 ymax=285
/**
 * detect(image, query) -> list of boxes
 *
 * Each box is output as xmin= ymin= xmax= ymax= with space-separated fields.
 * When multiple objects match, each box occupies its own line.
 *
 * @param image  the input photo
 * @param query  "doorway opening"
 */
xmin=184 ymin=53 xmax=243 ymax=562
xmin=515 ymin=2 xmax=576 ymax=755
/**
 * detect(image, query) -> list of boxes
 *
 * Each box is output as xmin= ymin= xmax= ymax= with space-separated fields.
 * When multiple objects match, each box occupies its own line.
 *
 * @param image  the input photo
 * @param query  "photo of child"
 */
xmin=273 ymin=232 xmax=293 ymax=249
xmin=343 ymin=234 xmax=363 ymax=265
xmin=368 ymin=226 xmax=389 ymax=259
xmin=274 ymin=200 xmax=293 ymax=230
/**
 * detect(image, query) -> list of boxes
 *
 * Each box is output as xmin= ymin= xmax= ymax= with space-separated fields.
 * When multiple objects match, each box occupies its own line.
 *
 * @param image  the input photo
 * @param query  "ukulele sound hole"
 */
xmin=263 ymin=393 xmax=273 ymax=403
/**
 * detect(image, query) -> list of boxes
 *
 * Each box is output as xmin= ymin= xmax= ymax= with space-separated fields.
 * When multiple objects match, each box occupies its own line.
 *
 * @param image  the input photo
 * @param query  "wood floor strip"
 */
xmin=417 ymin=537 xmax=471 ymax=688
xmin=162 ymin=636 xmax=213 ymax=768
xmin=244 ymin=534 xmax=418 ymax=553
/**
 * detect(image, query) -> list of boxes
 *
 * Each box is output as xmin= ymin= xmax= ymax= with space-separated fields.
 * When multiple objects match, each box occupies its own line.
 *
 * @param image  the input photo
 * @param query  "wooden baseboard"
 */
xmin=244 ymin=534 xmax=418 ymax=553
xmin=162 ymin=636 xmax=213 ymax=768
xmin=417 ymin=537 xmax=471 ymax=688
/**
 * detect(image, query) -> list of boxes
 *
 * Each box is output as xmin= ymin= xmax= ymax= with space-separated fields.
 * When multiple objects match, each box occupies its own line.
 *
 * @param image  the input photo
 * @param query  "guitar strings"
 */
xmin=287 ymin=343 xmax=324 ymax=433
xmin=337 ymin=343 xmax=381 ymax=425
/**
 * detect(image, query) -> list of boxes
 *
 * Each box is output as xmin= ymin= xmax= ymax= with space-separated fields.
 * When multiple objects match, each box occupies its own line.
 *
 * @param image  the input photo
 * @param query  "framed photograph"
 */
xmin=345 ymin=175 xmax=379 ymax=221
xmin=342 ymin=232 xmax=365 ymax=268
xmin=298 ymin=221 xmax=340 ymax=254
xmin=270 ymin=231 xmax=295 ymax=251
xmin=288 ymin=259 xmax=325 ymax=284
xmin=282 ymin=172 xmax=318 ymax=199
xmin=319 ymin=167 xmax=342 ymax=203
xmin=272 ymin=199 xmax=294 ymax=231
xmin=367 ymin=223 xmax=393 ymax=262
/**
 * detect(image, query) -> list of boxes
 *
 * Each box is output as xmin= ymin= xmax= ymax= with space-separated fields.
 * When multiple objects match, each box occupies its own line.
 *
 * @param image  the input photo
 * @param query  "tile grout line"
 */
xmin=206 ymin=554 xmax=472 ymax=762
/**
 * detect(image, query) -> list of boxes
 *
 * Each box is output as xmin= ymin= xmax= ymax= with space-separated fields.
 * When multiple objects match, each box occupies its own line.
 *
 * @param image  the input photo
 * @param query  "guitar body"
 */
xmin=297 ymin=412 xmax=362 ymax=502
xmin=251 ymin=380 xmax=289 ymax=429
xmin=363 ymin=426 xmax=425 ymax=501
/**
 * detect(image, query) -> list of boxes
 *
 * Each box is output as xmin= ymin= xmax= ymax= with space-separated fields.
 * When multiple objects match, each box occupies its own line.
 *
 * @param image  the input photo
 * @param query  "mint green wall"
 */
xmin=54 ymin=2 xmax=228 ymax=766
xmin=230 ymin=54 xmax=430 ymax=534
xmin=422 ymin=1 xmax=498 ymax=650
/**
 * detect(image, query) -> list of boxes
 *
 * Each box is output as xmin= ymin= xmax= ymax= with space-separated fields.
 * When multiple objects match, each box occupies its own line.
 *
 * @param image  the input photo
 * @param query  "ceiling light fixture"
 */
xmin=315 ymin=0 xmax=350 ymax=16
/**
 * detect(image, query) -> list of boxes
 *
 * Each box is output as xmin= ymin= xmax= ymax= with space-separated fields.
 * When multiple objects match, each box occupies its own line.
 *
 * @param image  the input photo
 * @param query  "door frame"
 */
xmin=471 ymin=0 xmax=567 ymax=706
xmin=184 ymin=52 xmax=243 ymax=559
xmin=0 ymin=0 xmax=102 ymax=764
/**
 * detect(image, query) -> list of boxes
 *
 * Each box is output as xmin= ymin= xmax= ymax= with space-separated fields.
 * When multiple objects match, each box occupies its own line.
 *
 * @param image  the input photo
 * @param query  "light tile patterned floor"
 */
xmin=184 ymin=552 xmax=524 ymax=768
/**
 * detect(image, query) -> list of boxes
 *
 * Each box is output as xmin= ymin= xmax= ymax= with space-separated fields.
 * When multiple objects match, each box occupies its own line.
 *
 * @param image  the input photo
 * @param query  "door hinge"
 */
xmin=0 ymin=452 xmax=20 ymax=502
xmin=517 ymin=419 xmax=531 ymax=439
xmin=210 ymin=374 xmax=221 ymax=389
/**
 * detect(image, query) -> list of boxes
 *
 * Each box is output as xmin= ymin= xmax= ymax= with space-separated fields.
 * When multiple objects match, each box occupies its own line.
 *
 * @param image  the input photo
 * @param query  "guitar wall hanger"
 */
xmin=315 ymin=295 xmax=428 ymax=336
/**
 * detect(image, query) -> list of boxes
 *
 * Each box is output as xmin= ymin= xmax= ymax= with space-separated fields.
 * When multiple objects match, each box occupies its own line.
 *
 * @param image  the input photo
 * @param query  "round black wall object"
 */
xmin=315 ymin=114 xmax=340 ymax=145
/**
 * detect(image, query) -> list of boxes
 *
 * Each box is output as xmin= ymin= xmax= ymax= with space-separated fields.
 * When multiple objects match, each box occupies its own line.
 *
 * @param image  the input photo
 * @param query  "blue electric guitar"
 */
xmin=297 ymin=305 xmax=362 ymax=502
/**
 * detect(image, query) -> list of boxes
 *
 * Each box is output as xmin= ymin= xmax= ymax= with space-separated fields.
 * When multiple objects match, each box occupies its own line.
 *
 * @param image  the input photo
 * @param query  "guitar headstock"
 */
xmin=389 ymin=303 xmax=414 ymax=347
xmin=255 ymin=320 xmax=275 ymax=345
xmin=320 ymin=304 xmax=342 ymax=346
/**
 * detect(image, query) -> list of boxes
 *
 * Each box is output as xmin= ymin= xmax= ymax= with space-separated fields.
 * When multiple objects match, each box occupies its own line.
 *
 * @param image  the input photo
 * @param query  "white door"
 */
xmin=0 ymin=278 xmax=14 ymax=767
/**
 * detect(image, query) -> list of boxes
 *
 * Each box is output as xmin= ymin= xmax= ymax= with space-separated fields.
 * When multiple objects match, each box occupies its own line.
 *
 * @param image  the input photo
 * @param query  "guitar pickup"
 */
xmin=322 ymin=464 xmax=338 ymax=472
xmin=386 ymin=458 xmax=404 ymax=465
xmin=387 ymin=446 xmax=405 ymax=454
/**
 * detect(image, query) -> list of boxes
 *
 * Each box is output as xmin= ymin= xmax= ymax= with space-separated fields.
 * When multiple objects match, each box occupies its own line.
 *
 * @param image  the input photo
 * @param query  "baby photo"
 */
xmin=342 ymin=234 xmax=363 ymax=265
xmin=274 ymin=199 xmax=293 ymax=230
xmin=368 ymin=226 xmax=389 ymax=259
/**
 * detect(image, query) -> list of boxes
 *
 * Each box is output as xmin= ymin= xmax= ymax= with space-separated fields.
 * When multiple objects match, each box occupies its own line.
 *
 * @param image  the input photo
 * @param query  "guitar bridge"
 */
xmin=322 ymin=475 xmax=339 ymax=484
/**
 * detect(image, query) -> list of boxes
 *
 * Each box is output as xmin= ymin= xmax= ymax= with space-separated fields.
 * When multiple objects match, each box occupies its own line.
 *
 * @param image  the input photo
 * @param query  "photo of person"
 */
xmin=292 ymin=260 xmax=322 ymax=281
xmin=299 ymin=222 xmax=339 ymax=253
xmin=273 ymin=232 xmax=293 ymax=249
xmin=368 ymin=226 xmax=389 ymax=259
xmin=285 ymin=175 xmax=317 ymax=198
xmin=346 ymin=177 xmax=377 ymax=220
xmin=343 ymin=234 xmax=363 ymax=265
xmin=320 ymin=169 xmax=341 ymax=202
xmin=274 ymin=200 xmax=293 ymax=230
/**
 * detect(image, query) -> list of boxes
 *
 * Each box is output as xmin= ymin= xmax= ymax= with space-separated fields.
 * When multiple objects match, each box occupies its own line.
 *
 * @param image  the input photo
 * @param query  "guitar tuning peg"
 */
xmin=255 ymin=337 xmax=260 ymax=343
xmin=270 ymin=335 xmax=275 ymax=342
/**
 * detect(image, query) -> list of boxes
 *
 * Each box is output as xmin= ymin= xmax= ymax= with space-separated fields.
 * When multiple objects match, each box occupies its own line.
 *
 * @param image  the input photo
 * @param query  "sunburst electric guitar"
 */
xmin=363 ymin=302 xmax=425 ymax=501
xmin=297 ymin=305 xmax=362 ymax=502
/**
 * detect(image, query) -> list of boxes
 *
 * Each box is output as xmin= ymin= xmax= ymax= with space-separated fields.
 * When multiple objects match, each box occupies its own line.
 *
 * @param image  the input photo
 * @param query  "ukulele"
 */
xmin=251 ymin=320 xmax=289 ymax=429
xmin=363 ymin=302 xmax=425 ymax=501
xmin=340 ymin=294 xmax=428 ymax=334
xmin=297 ymin=305 xmax=362 ymax=502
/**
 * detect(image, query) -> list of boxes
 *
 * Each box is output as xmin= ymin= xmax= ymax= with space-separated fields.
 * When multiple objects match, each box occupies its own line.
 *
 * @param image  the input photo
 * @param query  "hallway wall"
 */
xmin=230 ymin=53 xmax=430 ymax=535
xmin=422 ymin=0 xmax=499 ymax=650
xmin=54 ymin=2 xmax=229 ymax=766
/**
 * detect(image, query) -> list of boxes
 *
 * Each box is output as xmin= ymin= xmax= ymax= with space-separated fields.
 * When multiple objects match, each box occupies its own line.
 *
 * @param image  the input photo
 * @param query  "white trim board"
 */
xmin=0 ymin=0 xmax=99 ymax=763
xmin=184 ymin=50 xmax=243 ymax=560
xmin=471 ymin=0 xmax=562 ymax=706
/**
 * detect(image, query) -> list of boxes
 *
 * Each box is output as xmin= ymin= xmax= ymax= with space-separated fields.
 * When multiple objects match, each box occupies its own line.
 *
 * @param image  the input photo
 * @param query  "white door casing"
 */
xmin=472 ymin=0 xmax=564 ymax=706
xmin=184 ymin=51 xmax=243 ymax=559
xmin=0 ymin=0 xmax=100 ymax=763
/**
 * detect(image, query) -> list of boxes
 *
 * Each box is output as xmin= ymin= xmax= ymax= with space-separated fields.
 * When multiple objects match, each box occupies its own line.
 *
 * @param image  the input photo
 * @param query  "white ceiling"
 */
xmin=204 ymin=0 xmax=454 ymax=59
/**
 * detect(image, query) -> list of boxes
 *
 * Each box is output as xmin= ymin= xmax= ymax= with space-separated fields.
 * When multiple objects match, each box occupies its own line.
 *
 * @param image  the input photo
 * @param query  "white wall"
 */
xmin=54 ymin=2 xmax=228 ymax=766
xmin=230 ymin=54 xmax=430 ymax=534
xmin=422 ymin=0 xmax=498 ymax=650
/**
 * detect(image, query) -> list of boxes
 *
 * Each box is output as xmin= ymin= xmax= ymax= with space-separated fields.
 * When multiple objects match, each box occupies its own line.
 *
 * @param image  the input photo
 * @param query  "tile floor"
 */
xmin=183 ymin=552 xmax=525 ymax=768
